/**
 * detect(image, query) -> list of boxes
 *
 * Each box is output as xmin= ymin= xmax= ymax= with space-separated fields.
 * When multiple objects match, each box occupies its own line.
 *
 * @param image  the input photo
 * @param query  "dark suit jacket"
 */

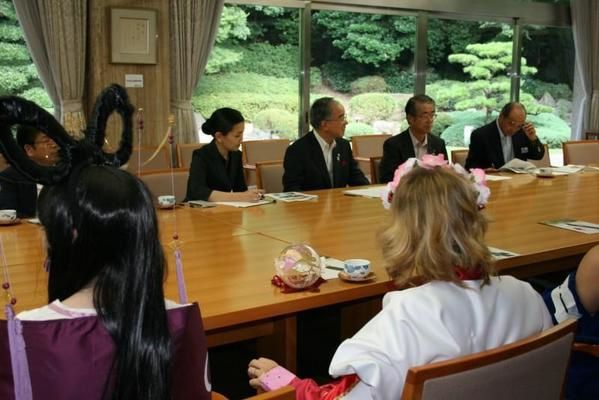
xmin=0 ymin=166 xmax=37 ymax=217
xmin=465 ymin=120 xmax=545 ymax=170
xmin=283 ymin=131 xmax=368 ymax=192
xmin=185 ymin=140 xmax=247 ymax=201
xmin=378 ymin=130 xmax=448 ymax=183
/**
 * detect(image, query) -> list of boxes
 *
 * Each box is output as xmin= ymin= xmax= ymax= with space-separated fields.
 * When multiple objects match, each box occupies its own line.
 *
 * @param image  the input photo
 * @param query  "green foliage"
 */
xmin=321 ymin=61 xmax=364 ymax=93
xmin=440 ymin=111 xmax=487 ymax=147
xmin=0 ymin=66 xmax=28 ymax=94
xmin=216 ymin=6 xmax=250 ymax=44
xmin=521 ymin=78 xmax=572 ymax=100
xmin=310 ymin=67 xmax=322 ymax=88
xmin=253 ymin=108 xmax=298 ymax=140
xmin=350 ymin=75 xmax=388 ymax=94
xmin=526 ymin=112 xmax=570 ymax=149
xmin=0 ymin=0 xmax=16 ymax=20
xmin=383 ymin=70 xmax=414 ymax=93
xmin=245 ymin=5 xmax=299 ymax=45
xmin=19 ymin=86 xmax=53 ymax=109
xmin=344 ymin=122 xmax=376 ymax=138
xmin=432 ymin=112 xmax=453 ymax=136
xmin=220 ymin=43 xmax=298 ymax=78
xmin=348 ymin=93 xmax=397 ymax=123
xmin=193 ymin=73 xmax=298 ymax=121
xmin=204 ymin=46 xmax=242 ymax=74
xmin=0 ymin=23 xmax=20 ymax=41
xmin=0 ymin=42 xmax=29 ymax=63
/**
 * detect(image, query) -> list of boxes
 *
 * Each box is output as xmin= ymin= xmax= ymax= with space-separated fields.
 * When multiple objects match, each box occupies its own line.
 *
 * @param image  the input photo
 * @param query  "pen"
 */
xmin=325 ymin=265 xmax=344 ymax=271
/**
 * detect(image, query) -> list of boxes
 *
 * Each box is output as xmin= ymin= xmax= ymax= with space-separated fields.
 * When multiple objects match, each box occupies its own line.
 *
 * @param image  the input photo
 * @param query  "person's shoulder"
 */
xmin=472 ymin=121 xmax=496 ymax=135
xmin=385 ymin=130 xmax=409 ymax=146
xmin=428 ymin=133 xmax=446 ymax=144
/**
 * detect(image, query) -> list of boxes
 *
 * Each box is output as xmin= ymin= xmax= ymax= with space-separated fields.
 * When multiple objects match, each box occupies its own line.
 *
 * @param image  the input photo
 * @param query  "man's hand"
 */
xmin=522 ymin=122 xmax=537 ymax=141
xmin=248 ymin=358 xmax=280 ymax=389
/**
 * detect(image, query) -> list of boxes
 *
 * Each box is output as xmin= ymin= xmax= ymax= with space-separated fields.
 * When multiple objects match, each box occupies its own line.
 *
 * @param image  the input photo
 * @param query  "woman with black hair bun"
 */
xmin=186 ymin=108 xmax=264 ymax=202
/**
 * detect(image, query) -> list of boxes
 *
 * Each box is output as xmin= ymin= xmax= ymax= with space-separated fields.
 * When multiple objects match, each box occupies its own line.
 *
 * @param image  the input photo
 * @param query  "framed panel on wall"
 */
xmin=110 ymin=8 xmax=157 ymax=64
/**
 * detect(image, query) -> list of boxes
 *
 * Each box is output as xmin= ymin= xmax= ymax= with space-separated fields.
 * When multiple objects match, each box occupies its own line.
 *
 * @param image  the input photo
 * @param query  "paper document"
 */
xmin=498 ymin=159 xmax=537 ymax=173
xmin=485 ymin=175 xmax=512 ymax=181
xmin=488 ymin=246 xmax=519 ymax=260
xmin=265 ymin=192 xmax=318 ymax=202
xmin=344 ymin=186 xmax=386 ymax=198
xmin=540 ymin=219 xmax=599 ymax=234
xmin=213 ymin=199 xmax=273 ymax=208
xmin=321 ymin=257 xmax=344 ymax=280
xmin=550 ymin=165 xmax=585 ymax=174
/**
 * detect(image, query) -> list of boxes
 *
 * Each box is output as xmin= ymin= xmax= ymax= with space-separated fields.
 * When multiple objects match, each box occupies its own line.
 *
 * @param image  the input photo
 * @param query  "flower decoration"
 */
xmin=381 ymin=154 xmax=490 ymax=210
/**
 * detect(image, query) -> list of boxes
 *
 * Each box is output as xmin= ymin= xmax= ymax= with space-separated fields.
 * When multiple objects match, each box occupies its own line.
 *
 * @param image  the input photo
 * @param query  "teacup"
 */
xmin=0 ymin=209 xmax=17 ymax=222
xmin=343 ymin=259 xmax=371 ymax=279
xmin=537 ymin=168 xmax=553 ymax=177
xmin=158 ymin=195 xmax=176 ymax=208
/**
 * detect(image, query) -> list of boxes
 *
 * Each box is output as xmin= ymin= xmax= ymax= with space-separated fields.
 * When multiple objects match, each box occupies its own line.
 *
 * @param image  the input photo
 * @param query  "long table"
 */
xmin=3 ymin=171 xmax=599 ymax=370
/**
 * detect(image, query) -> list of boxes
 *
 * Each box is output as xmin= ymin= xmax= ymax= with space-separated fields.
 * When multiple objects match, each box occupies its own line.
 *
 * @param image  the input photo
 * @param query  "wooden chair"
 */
xmin=139 ymin=168 xmax=189 ymax=204
xmin=125 ymin=146 xmax=172 ymax=174
xmin=562 ymin=140 xmax=599 ymax=165
xmin=450 ymin=149 xmax=468 ymax=167
xmin=177 ymin=143 xmax=204 ymax=169
xmin=400 ymin=319 xmax=577 ymax=400
xmin=241 ymin=139 xmax=290 ymax=186
xmin=212 ymin=386 xmax=295 ymax=400
xmin=351 ymin=134 xmax=391 ymax=180
xmin=529 ymin=144 xmax=551 ymax=168
xmin=255 ymin=161 xmax=284 ymax=194
xmin=369 ymin=156 xmax=383 ymax=184
xmin=585 ymin=131 xmax=599 ymax=140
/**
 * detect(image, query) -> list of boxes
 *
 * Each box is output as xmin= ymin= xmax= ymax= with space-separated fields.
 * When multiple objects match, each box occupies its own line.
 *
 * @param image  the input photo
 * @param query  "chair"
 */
xmin=369 ymin=156 xmax=383 ymax=184
xmin=450 ymin=149 xmax=468 ymax=167
xmin=400 ymin=319 xmax=577 ymax=400
xmin=562 ymin=140 xmax=599 ymax=165
xmin=351 ymin=134 xmax=390 ymax=180
xmin=139 ymin=168 xmax=189 ymax=204
xmin=241 ymin=139 xmax=291 ymax=186
xmin=177 ymin=143 xmax=204 ymax=169
xmin=0 ymin=153 xmax=9 ymax=172
xmin=212 ymin=386 xmax=295 ymax=400
xmin=125 ymin=146 xmax=172 ymax=174
xmin=255 ymin=161 xmax=284 ymax=193
xmin=585 ymin=131 xmax=599 ymax=140
xmin=529 ymin=144 xmax=551 ymax=168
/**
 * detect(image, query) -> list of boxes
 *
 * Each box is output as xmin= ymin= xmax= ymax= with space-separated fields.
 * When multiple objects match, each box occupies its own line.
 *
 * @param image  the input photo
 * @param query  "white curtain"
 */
xmin=170 ymin=0 xmax=225 ymax=144
xmin=570 ymin=0 xmax=599 ymax=139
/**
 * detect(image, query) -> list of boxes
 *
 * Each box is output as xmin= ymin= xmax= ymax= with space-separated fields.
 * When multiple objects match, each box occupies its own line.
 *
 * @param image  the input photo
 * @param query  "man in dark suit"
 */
xmin=465 ymin=102 xmax=545 ymax=170
xmin=283 ymin=97 xmax=368 ymax=192
xmin=0 ymin=125 xmax=58 ymax=217
xmin=378 ymin=95 xmax=448 ymax=183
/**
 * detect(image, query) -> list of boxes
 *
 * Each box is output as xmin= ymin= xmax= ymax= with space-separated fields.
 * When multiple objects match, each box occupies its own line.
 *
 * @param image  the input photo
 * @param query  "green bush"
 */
xmin=440 ymin=111 xmax=487 ymax=147
xmin=344 ymin=122 xmax=376 ymax=138
xmin=350 ymin=75 xmax=388 ymax=94
xmin=196 ymin=72 xmax=297 ymax=96
xmin=0 ymin=65 xmax=29 ymax=94
xmin=383 ymin=70 xmax=414 ymax=93
xmin=432 ymin=112 xmax=453 ymax=136
xmin=222 ymin=43 xmax=298 ymax=79
xmin=526 ymin=113 xmax=570 ymax=149
xmin=522 ymin=78 xmax=572 ymax=100
xmin=253 ymin=108 xmax=298 ymax=140
xmin=310 ymin=67 xmax=322 ymax=88
xmin=321 ymin=62 xmax=364 ymax=93
xmin=349 ymin=93 xmax=397 ymax=123
xmin=19 ymin=86 xmax=53 ymax=110
xmin=193 ymin=92 xmax=298 ymax=122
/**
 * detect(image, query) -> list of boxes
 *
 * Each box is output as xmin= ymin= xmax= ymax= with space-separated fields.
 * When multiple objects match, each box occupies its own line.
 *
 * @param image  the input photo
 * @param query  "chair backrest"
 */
xmin=351 ymin=134 xmax=391 ymax=158
xmin=0 ymin=153 xmax=9 ymax=172
xmin=241 ymin=139 xmax=291 ymax=165
xmin=177 ymin=143 xmax=204 ymax=169
xmin=585 ymin=131 xmax=599 ymax=140
xmin=255 ymin=161 xmax=284 ymax=194
xmin=562 ymin=140 xmax=599 ymax=165
xmin=529 ymin=144 xmax=551 ymax=167
xmin=125 ymin=146 xmax=171 ymax=174
xmin=139 ymin=168 xmax=189 ymax=204
xmin=370 ymin=156 xmax=383 ymax=184
xmin=451 ymin=149 xmax=468 ymax=166
xmin=211 ymin=386 xmax=295 ymax=400
xmin=401 ymin=319 xmax=577 ymax=400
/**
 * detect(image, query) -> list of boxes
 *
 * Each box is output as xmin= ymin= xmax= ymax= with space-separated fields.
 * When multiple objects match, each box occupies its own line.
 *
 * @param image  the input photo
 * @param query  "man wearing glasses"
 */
xmin=0 ymin=125 xmax=59 ymax=216
xmin=379 ymin=94 xmax=448 ymax=183
xmin=465 ymin=102 xmax=545 ymax=170
xmin=283 ymin=97 xmax=368 ymax=192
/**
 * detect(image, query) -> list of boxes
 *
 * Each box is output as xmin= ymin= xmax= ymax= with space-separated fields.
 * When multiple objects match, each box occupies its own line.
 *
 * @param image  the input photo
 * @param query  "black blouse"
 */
xmin=185 ymin=140 xmax=247 ymax=201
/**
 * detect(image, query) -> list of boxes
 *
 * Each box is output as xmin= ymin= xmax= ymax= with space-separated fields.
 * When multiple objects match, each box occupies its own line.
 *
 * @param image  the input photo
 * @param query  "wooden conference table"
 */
xmin=3 ymin=170 xmax=599 ymax=370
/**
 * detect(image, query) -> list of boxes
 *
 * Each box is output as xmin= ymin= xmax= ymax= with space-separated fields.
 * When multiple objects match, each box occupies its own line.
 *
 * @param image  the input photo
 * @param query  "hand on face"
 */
xmin=521 ymin=122 xmax=537 ymax=141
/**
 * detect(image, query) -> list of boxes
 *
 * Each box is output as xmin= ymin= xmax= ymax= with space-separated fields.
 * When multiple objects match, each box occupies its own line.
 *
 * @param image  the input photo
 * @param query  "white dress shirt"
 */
xmin=314 ymin=130 xmax=337 ymax=185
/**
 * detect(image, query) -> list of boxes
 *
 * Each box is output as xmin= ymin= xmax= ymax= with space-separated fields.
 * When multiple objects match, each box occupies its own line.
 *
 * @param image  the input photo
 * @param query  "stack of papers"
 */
xmin=344 ymin=186 xmax=386 ymax=198
xmin=540 ymin=219 xmax=599 ymax=234
xmin=498 ymin=159 xmax=537 ymax=173
xmin=488 ymin=246 xmax=519 ymax=260
xmin=265 ymin=192 xmax=318 ymax=202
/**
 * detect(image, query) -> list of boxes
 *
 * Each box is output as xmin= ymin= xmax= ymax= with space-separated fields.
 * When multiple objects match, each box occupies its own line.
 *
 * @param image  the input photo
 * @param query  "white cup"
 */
xmin=538 ymin=168 xmax=553 ymax=177
xmin=343 ymin=259 xmax=371 ymax=279
xmin=158 ymin=195 xmax=176 ymax=208
xmin=0 ymin=209 xmax=17 ymax=222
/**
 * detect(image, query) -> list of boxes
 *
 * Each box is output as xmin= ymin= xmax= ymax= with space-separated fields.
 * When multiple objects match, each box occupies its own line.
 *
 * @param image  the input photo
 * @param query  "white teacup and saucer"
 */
xmin=339 ymin=258 xmax=376 ymax=282
xmin=0 ymin=209 xmax=20 ymax=225
xmin=536 ymin=168 xmax=554 ymax=178
xmin=157 ymin=195 xmax=176 ymax=209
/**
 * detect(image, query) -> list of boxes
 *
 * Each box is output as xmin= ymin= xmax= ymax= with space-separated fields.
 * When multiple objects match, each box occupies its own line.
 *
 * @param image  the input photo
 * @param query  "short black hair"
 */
xmin=16 ymin=125 xmax=42 ymax=150
xmin=405 ymin=95 xmax=435 ymax=117
xmin=309 ymin=97 xmax=336 ymax=130
xmin=201 ymin=108 xmax=244 ymax=136
xmin=500 ymin=102 xmax=527 ymax=118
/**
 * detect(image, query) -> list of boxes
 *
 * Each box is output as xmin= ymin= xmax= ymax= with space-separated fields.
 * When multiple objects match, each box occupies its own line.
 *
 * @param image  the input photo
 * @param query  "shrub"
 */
xmin=196 ymin=72 xmax=297 ymax=96
xmin=432 ymin=112 xmax=453 ymax=136
xmin=193 ymin=92 xmax=298 ymax=122
xmin=321 ymin=61 xmax=364 ymax=93
xmin=526 ymin=113 xmax=570 ymax=149
xmin=522 ymin=78 xmax=572 ymax=101
xmin=19 ymin=86 xmax=53 ymax=110
xmin=310 ymin=67 xmax=322 ymax=88
xmin=383 ymin=70 xmax=414 ymax=93
xmin=253 ymin=108 xmax=298 ymax=140
xmin=344 ymin=122 xmax=376 ymax=138
xmin=222 ymin=43 xmax=298 ymax=78
xmin=440 ymin=111 xmax=487 ymax=147
xmin=350 ymin=75 xmax=388 ymax=94
xmin=349 ymin=93 xmax=397 ymax=123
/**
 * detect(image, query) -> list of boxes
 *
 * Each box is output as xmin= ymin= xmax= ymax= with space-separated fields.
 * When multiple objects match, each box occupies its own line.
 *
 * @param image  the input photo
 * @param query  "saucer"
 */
xmin=0 ymin=218 xmax=20 ymax=226
xmin=535 ymin=173 xmax=554 ymax=179
xmin=158 ymin=203 xmax=176 ymax=209
xmin=338 ymin=271 xmax=376 ymax=282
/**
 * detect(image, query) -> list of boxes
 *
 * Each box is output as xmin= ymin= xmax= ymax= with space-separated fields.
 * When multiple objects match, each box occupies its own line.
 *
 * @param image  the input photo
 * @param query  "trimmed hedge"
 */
xmin=350 ymin=76 xmax=388 ymax=94
xmin=19 ymin=86 xmax=53 ymax=110
xmin=253 ymin=108 xmax=298 ymax=140
xmin=345 ymin=122 xmax=376 ymax=138
xmin=348 ymin=93 xmax=397 ymax=123
xmin=222 ymin=43 xmax=298 ymax=79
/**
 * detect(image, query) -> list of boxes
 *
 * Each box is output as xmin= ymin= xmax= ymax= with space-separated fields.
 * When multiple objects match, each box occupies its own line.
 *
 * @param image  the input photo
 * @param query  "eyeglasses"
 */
xmin=415 ymin=113 xmax=437 ymax=120
xmin=325 ymin=114 xmax=348 ymax=122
